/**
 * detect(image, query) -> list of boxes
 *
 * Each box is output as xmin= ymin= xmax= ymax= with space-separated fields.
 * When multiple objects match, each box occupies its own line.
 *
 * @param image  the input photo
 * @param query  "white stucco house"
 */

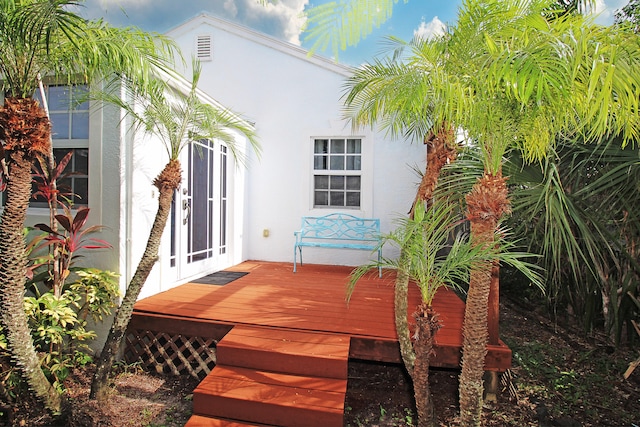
xmin=20 ymin=13 xmax=426 ymax=306
xmin=162 ymin=13 xmax=426 ymax=275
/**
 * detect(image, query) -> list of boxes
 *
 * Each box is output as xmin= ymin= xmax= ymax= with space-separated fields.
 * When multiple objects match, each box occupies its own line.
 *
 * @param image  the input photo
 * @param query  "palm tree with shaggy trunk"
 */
xmin=349 ymin=199 xmax=538 ymax=427
xmin=449 ymin=4 xmax=640 ymax=423
xmin=0 ymin=0 xmax=176 ymax=412
xmin=0 ymin=98 xmax=60 ymax=411
xmin=343 ymin=44 xmax=460 ymax=375
xmin=90 ymin=61 xmax=260 ymax=400
xmin=342 ymin=1 xmax=640 ymax=424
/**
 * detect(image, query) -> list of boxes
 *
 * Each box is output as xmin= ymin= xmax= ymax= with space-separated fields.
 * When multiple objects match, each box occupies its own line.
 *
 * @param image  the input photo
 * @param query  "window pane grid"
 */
xmin=313 ymin=138 xmax=362 ymax=208
xmin=35 ymin=85 xmax=89 ymax=140
xmin=31 ymin=148 xmax=88 ymax=207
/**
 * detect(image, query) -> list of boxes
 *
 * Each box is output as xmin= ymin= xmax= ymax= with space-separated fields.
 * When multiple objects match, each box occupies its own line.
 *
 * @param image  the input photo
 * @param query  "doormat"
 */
xmin=192 ymin=271 xmax=248 ymax=285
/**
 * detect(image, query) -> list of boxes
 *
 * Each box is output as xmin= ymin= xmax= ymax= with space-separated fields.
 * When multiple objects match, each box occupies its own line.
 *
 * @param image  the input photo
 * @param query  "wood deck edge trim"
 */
xmin=129 ymin=312 xmax=512 ymax=370
xmin=185 ymin=414 xmax=270 ymax=427
xmin=349 ymin=337 xmax=512 ymax=371
xmin=128 ymin=312 xmax=234 ymax=339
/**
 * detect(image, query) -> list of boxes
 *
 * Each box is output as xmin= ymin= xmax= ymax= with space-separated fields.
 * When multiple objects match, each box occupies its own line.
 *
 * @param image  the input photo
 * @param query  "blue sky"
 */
xmin=78 ymin=0 xmax=629 ymax=66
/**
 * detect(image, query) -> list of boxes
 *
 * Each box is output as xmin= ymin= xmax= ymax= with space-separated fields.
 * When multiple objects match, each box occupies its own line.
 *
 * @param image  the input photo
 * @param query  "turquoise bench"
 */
xmin=293 ymin=213 xmax=382 ymax=277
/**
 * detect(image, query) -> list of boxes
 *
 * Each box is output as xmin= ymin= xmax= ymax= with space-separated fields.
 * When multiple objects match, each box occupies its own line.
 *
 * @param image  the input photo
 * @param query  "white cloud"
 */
xmin=223 ymin=0 xmax=239 ymax=18
xmin=238 ymin=0 xmax=308 ymax=45
xmin=589 ymin=0 xmax=629 ymax=25
xmin=414 ymin=16 xmax=446 ymax=41
xmin=80 ymin=0 xmax=308 ymax=45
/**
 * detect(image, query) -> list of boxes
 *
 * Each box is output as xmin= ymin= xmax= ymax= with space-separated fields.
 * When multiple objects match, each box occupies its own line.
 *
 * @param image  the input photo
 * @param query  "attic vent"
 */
xmin=196 ymin=34 xmax=212 ymax=61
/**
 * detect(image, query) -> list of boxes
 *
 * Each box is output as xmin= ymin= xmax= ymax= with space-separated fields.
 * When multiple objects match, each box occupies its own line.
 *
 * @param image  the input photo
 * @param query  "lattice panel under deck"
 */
xmin=124 ymin=329 xmax=217 ymax=380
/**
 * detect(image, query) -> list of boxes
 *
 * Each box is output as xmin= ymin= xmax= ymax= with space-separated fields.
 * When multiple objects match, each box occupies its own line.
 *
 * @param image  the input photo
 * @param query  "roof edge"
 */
xmin=165 ymin=12 xmax=354 ymax=77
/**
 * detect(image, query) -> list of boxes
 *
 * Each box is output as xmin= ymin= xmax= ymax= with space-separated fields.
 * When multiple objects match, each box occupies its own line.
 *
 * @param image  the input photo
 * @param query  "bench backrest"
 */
xmin=299 ymin=214 xmax=380 ymax=241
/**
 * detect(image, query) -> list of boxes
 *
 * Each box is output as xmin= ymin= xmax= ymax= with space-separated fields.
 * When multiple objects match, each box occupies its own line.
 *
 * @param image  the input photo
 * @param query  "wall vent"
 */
xmin=196 ymin=34 xmax=212 ymax=61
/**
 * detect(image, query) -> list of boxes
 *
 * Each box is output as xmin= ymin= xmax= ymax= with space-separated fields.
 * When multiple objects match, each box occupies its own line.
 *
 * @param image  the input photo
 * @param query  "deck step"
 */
xmin=185 ymin=414 xmax=272 ymax=426
xmin=193 ymin=365 xmax=347 ymax=427
xmin=217 ymin=326 xmax=350 ymax=379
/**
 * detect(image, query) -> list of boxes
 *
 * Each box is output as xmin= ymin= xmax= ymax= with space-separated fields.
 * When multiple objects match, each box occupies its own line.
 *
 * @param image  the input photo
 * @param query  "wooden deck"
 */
xmin=131 ymin=261 xmax=510 ymax=369
xmin=128 ymin=261 xmax=511 ymax=426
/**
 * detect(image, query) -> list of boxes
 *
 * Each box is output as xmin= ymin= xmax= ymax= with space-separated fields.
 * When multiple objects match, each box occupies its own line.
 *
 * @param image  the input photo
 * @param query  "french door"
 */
xmin=169 ymin=139 xmax=229 ymax=281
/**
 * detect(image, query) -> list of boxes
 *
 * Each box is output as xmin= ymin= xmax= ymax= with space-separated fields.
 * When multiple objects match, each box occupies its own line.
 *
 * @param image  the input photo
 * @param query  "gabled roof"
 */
xmin=165 ymin=12 xmax=354 ymax=77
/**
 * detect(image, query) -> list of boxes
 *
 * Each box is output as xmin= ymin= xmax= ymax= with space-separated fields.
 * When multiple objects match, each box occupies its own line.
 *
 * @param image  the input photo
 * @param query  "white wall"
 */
xmin=167 ymin=15 xmax=426 ymax=268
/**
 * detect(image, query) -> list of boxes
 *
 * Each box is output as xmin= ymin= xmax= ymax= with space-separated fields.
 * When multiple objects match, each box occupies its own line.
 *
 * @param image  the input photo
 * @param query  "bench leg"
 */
xmin=293 ymin=246 xmax=303 ymax=273
xmin=293 ymin=246 xmax=297 ymax=272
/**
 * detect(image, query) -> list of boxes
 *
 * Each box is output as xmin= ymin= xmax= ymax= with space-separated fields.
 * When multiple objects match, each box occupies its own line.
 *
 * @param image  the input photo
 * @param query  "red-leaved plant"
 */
xmin=33 ymin=206 xmax=111 ymax=297
xmin=32 ymin=150 xmax=76 ymax=209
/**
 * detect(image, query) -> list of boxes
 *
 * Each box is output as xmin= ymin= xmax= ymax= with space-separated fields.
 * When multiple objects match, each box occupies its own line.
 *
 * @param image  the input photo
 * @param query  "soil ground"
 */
xmin=1 ymin=297 xmax=639 ymax=426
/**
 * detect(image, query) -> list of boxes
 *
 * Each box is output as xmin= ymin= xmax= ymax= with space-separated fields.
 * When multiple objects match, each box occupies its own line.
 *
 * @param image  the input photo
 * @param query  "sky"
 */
xmin=77 ymin=0 xmax=630 ymax=66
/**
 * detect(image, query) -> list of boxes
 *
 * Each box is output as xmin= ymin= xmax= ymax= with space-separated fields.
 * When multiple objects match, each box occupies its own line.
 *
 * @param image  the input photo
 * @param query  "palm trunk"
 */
xmin=390 ymin=126 xmax=458 ymax=421
xmin=90 ymin=159 xmax=182 ymax=400
xmin=409 ymin=126 xmax=456 ymax=217
xmin=0 ymin=98 xmax=61 ymax=412
xmin=459 ymin=172 xmax=509 ymax=426
xmin=398 ymin=126 xmax=457 ymax=376
xmin=413 ymin=304 xmax=440 ymax=427
xmin=395 ymin=252 xmax=415 ymax=376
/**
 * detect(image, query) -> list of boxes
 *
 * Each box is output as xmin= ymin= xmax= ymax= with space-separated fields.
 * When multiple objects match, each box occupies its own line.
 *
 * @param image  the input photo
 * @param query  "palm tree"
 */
xmin=505 ymin=137 xmax=640 ymax=343
xmin=342 ymin=1 xmax=640 ymax=424
xmin=343 ymin=48 xmax=460 ymax=374
xmin=351 ymin=202 xmax=467 ymax=427
xmin=616 ymin=0 xmax=640 ymax=32
xmin=89 ymin=60 xmax=260 ymax=400
xmin=349 ymin=200 xmax=540 ymax=427
xmin=0 ymin=0 xmax=176 ymax=412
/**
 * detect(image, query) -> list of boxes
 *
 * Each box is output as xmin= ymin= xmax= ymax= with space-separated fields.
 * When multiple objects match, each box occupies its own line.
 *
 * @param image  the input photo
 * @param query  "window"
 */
xmin=35 ymin=84 xmax=89 ymax=140
xmin=31 ymin=148 xmax=89 ymax=207
xmin=32 ymin=84 xmax=90 ymax=207
xmin=313 ymin=138 xmax=361 ymax=208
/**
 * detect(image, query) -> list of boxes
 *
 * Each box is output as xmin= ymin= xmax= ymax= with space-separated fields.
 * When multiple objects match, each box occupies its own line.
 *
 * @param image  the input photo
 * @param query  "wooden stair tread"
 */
xmin=221 ymin=326 xmax=350 ymax=355
xmin=193 ymin=366 xmax=346 ymax=426
xmin=195 ymin=366 xmax=348 ymax=402
xmin=217 ymin=326 xmax=350 ymax=379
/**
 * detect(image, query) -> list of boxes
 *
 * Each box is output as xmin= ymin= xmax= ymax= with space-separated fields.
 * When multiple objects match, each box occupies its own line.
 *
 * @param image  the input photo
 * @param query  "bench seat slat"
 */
xmin=296 ymin=241 xmax=378 ymax=250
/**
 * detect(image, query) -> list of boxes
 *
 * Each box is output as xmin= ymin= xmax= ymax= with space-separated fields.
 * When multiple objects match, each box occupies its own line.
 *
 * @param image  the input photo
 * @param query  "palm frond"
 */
xmin=348 ymin=200 xmax=543 ymax=305
xmin=304 ymin=0 xmax=404 ymax=59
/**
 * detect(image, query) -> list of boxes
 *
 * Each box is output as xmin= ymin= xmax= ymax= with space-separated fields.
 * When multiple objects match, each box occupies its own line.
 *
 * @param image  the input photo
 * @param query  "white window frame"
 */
xmin=310 ymin=135 xmax=370 ymax=214
xmin=32 ymin=84 xmax=91 ymax=208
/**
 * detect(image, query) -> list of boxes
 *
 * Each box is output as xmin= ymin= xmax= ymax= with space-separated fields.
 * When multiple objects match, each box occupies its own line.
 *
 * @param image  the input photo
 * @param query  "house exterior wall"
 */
xmin=167 ymin=14 xmax=426 ymax=268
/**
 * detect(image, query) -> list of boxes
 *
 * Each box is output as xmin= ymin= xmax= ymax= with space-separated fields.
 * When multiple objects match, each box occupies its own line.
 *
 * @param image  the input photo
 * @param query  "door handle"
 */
xmin=182 ymin=200 xmax=191 ymax=225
